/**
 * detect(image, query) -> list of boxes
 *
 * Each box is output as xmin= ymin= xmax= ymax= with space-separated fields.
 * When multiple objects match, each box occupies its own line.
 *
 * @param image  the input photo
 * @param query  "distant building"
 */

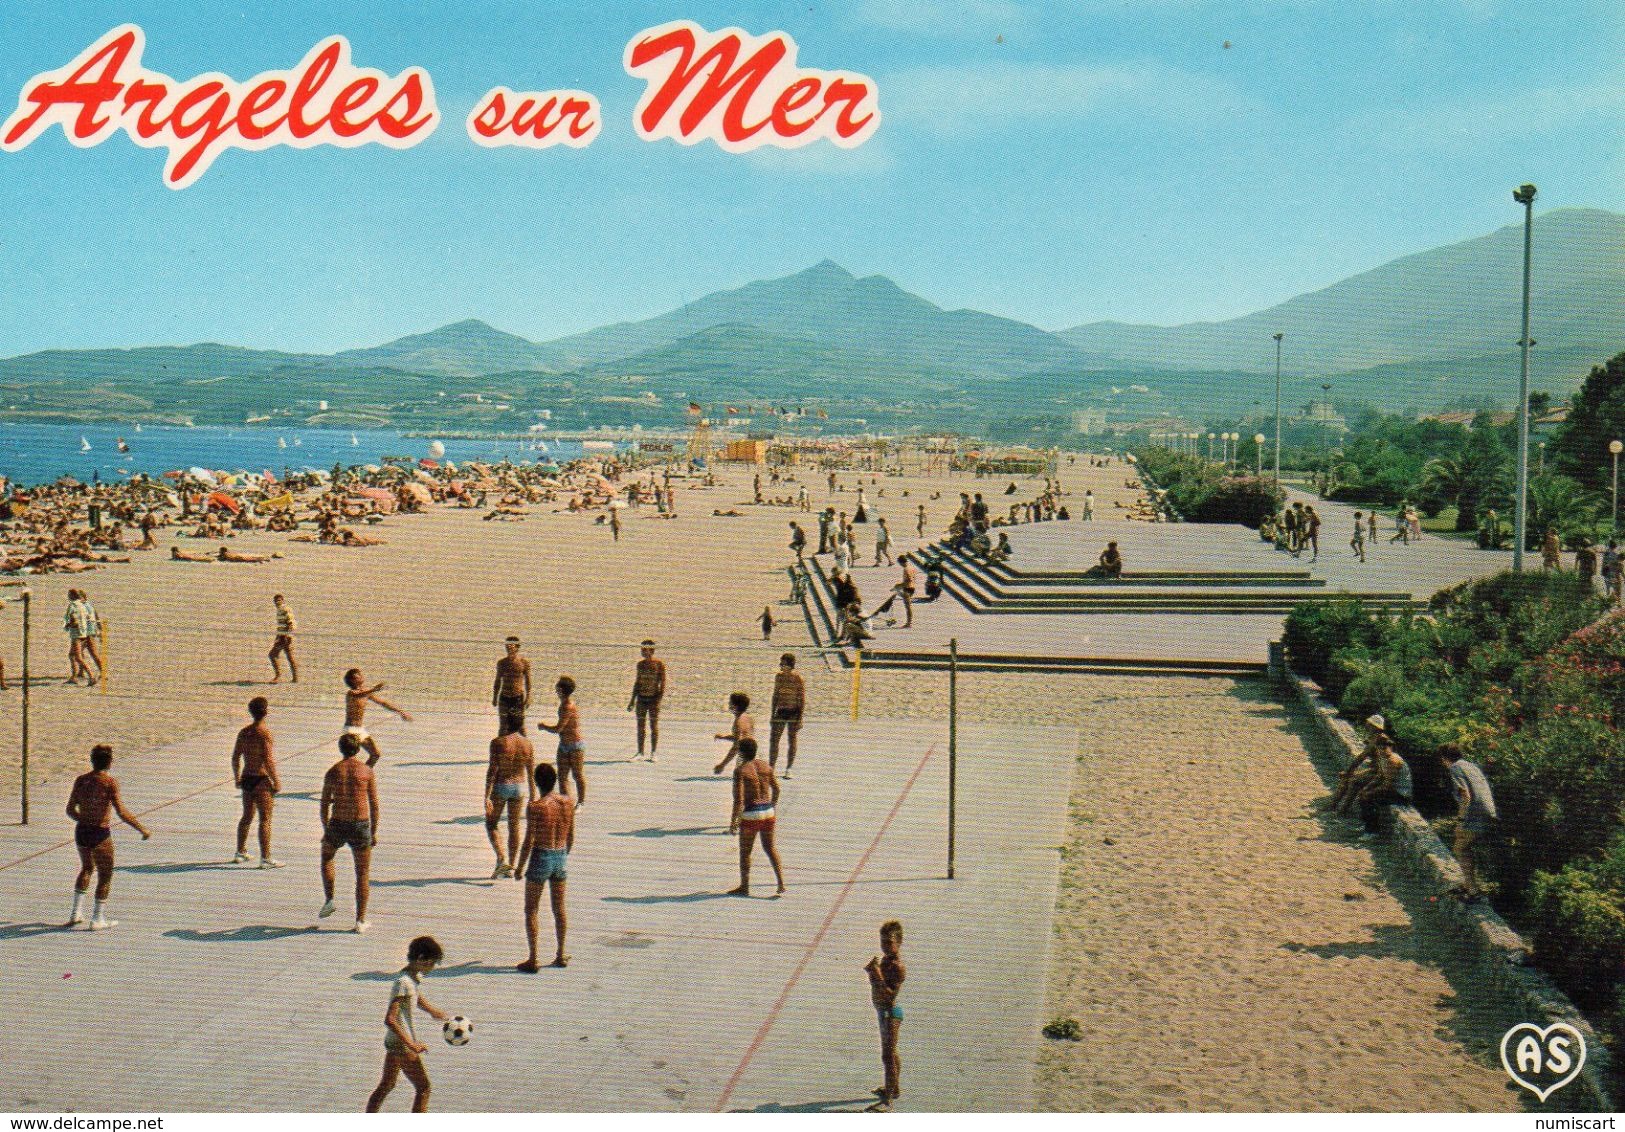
xmin=1301 ymin=400 xmax=1347 ymax=433
xmin=1071 ymin=408 xmax=1107 ymax=435
xmin=1418 ymin=410 xmax=1519 ymax=429
xmin=719 ymin=439 xmax=768 ymax=464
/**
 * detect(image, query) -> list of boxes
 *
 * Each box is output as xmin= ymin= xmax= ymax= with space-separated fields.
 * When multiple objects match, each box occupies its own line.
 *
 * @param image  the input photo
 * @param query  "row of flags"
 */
xmin=687 ymin=402 xmax=829 ymax=419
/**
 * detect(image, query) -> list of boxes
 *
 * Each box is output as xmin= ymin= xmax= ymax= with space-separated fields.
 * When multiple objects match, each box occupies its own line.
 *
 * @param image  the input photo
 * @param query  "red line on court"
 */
xmin=713 ymin=742 xmax=938 ymax=1112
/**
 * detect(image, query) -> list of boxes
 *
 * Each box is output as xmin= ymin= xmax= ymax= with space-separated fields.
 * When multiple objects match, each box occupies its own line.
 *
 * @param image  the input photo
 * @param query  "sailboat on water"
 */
xmin=350 ymin=433 xmax=359 ymax=446
xmin=277 ymin=437 xmax=287 ymax=449
xmin=293 ymin=437 xmax=302 ymax=447
xmin=80 ymin=436 xmax=91 ymax=452
xmin=133 ymin=423 xmax=143 ymax=433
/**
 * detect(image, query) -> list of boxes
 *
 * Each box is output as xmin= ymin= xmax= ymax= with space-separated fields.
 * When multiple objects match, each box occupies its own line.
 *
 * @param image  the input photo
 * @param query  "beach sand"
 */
xmin=0 ymin=459 xmax=1127 ymax=800
xmin=1037 ymin=678 xmax=1521 ymax=1111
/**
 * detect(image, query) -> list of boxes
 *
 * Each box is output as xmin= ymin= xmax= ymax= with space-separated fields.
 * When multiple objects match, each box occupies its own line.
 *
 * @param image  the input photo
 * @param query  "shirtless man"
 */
xmin=65 ymin=744 xmax=151 ymax=930
xmin=232 ymin=696 xmax=283 ymax=868
xmin=344 ymin=667 xmax=413 ymax=767
xmin=170 ymin=546 xmax=213 ymax=562
xmin=320 ymin=733 xmax=380 ymax=932
xmin=269 ymin=594 xmax=298 ymax=684
xmin=491 ymin=636 xmax=531 ymax=733
xmin=712 ymin=690 xmax=756 ymax=786
xmin=627 ymin=639 xmax=665 ymax=762
xmin=729 ymin=739 xmax=785 ymax=896
xmin=768 ymin=654 xmax=806 ymax=777
xmin=484 ymin=720 xmax=535 ymax=878
xmin=514 ymin=762 xmax=575 ymax=970
xmin=535 ymin=675 xmax=585 ymax=807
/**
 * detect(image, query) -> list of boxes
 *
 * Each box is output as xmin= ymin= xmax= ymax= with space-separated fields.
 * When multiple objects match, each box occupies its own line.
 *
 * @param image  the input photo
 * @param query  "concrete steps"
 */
xmin=920 ymin=544 xmax=1426 ymax=617
xmin=853 ymin=649 xmax=1266 ymax=677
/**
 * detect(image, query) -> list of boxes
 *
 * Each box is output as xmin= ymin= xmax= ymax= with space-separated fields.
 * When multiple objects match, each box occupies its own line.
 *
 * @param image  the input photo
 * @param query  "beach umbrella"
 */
xmin=419 ymin=458 xmax=439 ymax=469
xmin=206 ymin=491 xmax=241 ymax=514
xmin=428 ymin=440 xmax=446 ymax=459
xmin=188 ymin=466 xmax=215 ymax=482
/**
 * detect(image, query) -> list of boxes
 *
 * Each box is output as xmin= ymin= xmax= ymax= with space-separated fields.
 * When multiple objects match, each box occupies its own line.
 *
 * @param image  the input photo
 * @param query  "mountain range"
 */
xmin=0 ymin=208 xmax=1619 ymax=433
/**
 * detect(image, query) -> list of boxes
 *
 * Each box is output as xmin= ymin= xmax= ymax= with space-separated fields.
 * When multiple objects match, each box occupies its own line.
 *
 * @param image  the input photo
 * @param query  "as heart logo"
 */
xmin=1500 ymin=1022 xmax=1586 ymax=1102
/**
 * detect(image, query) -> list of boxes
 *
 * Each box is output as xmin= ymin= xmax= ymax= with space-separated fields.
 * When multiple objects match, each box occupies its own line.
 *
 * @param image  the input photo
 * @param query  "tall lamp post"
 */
xmin=1538 ymin=441 xmax=1546 ymax=478
xmin=1611 ymin=439 xmax=1623 ymax=537
xmin=1513 ymin=183 xmax=1537 ymax=571
xmin=1272 ymin=332 xmax=1284 ymax=485
xmin=1320 ymin=382 xmax=1333 ymax=495
xmin=1254 ymin=432 xmax=1266 ymax=477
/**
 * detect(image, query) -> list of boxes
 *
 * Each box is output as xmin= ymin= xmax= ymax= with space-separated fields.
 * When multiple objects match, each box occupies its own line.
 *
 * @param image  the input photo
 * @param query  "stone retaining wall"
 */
xmin=1281 ymin=656 xmax=1616 ymax=1112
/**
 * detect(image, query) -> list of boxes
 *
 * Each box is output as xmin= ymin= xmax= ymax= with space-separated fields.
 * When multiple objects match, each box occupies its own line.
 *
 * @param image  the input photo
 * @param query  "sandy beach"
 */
xmin=0 ymin=458 xmax=1136 ymax=800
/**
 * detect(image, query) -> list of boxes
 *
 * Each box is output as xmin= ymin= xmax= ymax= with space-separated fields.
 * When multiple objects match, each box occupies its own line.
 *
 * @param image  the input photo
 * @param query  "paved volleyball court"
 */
xmin=0 ymin=710 xmax=1075 ymax=1112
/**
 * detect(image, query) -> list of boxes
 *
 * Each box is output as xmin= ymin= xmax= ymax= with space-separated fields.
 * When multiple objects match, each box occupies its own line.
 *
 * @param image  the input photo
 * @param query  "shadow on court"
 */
xmin=123 ymin=861 xmax=243 ymax=875
xmin=351 ymin=961 xmax=517 ymax=981
xmin=602 ymin=891 xmax=731 ymax=905
xmin=164 ymin=925 xmax=317 ymax=942
xmin=0 ymin=922 xmax=72 ymax=940
xmin=610 ymin=826 xmax=717 ymax=839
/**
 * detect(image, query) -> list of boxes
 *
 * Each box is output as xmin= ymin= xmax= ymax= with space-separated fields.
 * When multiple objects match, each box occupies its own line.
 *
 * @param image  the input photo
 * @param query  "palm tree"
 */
xmin=1422 ymin=445 xmax=1511 ymax=531
xmin=1527 ymin=474 xmax=1602 ymax=548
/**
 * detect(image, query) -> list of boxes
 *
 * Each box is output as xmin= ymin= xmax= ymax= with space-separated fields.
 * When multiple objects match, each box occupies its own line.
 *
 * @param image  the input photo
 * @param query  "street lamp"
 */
xmin=1272 ymin=332 xmax=1284 ymax=486
xmin=1320 ymin=382 xmax=1333 ymax=495
xmin=1513 ymin=182 xmax=1537 ymax=571
xmin=1538 ymin=441 xmax=1546 ymax=478
xmin=1611 ymin=439 xmax=1622 ymax=536
xmin=1207 ymin=432 xmax=1216 ymax=460
xmin=1254 ymin=432 xmax=1266 ymax=477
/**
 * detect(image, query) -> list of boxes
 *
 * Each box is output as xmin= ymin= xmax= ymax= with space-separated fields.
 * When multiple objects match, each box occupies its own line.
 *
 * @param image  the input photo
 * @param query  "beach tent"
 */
xmin=356 ymin=487 xmax=398 ymax=513
xmin=257 ymin=492 xmax=294 ymax=513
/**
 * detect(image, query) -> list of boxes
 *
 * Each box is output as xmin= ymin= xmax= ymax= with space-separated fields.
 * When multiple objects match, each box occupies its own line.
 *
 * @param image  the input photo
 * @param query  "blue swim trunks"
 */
xmin=491 ymin=781 xmax=523 ymax=803
xmin=526 ymin=848 xmax=568 ymax=884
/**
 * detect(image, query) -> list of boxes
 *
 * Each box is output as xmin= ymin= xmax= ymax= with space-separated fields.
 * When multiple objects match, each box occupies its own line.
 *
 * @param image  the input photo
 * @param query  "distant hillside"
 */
xmin=545 ymin=260 xmax=1101 ymax=378
xmin=1060 ymin=208 xmax=1625 ymax=376
xmin=0 ymin=210 xmax=1619 ymax=430
xmin=329 ymin=319 xmax=566 ymax=378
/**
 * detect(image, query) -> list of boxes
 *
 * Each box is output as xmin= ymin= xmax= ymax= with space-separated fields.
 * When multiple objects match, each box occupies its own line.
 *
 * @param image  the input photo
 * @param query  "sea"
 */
xmin=0 ymin=422 xmax=598 ymax=488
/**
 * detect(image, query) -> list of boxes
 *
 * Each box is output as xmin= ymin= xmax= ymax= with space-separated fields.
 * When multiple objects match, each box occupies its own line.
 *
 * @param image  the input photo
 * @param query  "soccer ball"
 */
xmin=442 ymin=1016 xmax=473 ymax=1046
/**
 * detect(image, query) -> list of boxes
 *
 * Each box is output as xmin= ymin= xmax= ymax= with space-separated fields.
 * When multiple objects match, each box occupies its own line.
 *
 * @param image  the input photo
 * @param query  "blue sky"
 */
xmin=0 ymin=0 xmax=1619 ymax=358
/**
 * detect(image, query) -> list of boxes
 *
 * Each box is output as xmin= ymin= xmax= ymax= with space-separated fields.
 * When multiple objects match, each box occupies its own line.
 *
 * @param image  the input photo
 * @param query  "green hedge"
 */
xmin=1285 ymin=572 xmax=1625 ymax=1051
xmin=1136 ymin=446 xmax=1284 ymax=528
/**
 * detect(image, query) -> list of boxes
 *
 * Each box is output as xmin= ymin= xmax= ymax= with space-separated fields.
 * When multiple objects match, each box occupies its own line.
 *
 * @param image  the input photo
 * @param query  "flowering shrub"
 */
xmin=1286 ymin=572 xmax=1625 ymax=1049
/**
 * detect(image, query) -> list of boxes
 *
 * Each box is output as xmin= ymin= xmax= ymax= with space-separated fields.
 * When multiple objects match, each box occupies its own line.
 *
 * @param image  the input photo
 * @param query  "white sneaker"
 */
xmin=782 ymin=771 xmax=793 ymax=780
xmin=233 ymin=852 xmax=251 ymax=864
xmin=90 ymin=916 xmax=117 ymax=931
xmin=259 ymin=858 xmax=285 ymax=869
xmin=353 ymin=920 xmax=370 ymax=935
xmin=648 ymin=754 xmax=657 ymax=763
xmin=319 ymin=899 xmax=337 ymax=918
